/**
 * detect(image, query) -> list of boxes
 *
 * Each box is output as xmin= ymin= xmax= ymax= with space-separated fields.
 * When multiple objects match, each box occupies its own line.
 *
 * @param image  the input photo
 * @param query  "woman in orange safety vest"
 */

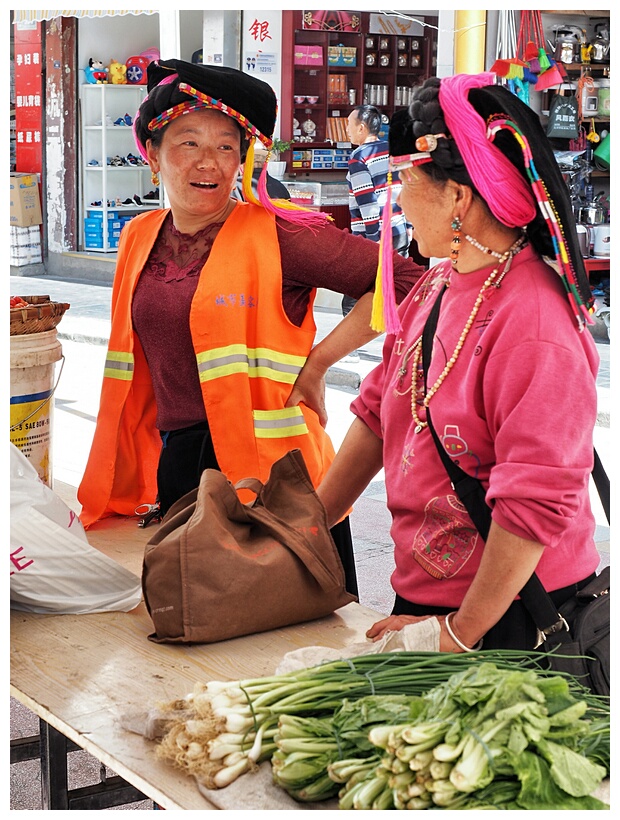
xmin=77 ymin=58 xmax=425 ymax=596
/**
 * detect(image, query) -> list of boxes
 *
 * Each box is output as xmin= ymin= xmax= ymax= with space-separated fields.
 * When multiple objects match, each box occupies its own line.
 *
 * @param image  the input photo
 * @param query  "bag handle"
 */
xmin=234 ymin=477 xmax=264 ymax=497
xmin=232 ymin=454 xmax=345 ymax=594
xmin=245 ymin=502 xmax=344 ymax=593
xmin=421 ymin=286 xmax=610 ymax=642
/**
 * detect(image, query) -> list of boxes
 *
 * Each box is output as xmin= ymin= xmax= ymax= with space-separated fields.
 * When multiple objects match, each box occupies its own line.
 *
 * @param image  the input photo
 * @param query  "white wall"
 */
xmin=77 ymin=14 xmax=161 ymax=82
xmin=77 ymin=11 xmax=205 ymax=80
xmin=240 ymin=10 xmax=284 ymax=137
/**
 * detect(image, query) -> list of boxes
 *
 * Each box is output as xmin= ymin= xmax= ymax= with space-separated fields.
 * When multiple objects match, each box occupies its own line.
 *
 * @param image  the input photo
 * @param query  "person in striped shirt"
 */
xmin=341 ymin=105 xmax=411 ymax=362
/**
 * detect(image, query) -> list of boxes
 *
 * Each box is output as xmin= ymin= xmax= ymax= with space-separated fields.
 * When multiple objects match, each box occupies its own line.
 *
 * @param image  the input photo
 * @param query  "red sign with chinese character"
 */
xmin=247 ymin=17 xmax=273 ymax=43
xmin=14 ymin=23 xmax=43 ymax=175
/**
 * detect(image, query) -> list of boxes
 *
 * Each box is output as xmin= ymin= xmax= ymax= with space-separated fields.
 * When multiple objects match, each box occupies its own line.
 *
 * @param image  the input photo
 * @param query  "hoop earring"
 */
xmin=450 ymin=217 xmax=462 ymax=268
xmin=151 ymin=170 xmax=160 ymax=187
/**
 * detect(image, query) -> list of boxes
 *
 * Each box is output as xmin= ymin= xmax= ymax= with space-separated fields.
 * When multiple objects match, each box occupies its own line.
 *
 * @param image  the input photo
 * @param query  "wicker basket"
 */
xmin=10 ymin=295 xmax=71 ymax=336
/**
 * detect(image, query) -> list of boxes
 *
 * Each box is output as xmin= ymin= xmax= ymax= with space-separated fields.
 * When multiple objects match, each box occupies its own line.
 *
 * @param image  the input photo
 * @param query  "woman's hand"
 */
xmin=366 ymin=613 xmax=472 ymax=653
xmin=285 ymin=359 xmax=328 ymax=427
xmin=366 ymin=614 xmax=429 ymax=642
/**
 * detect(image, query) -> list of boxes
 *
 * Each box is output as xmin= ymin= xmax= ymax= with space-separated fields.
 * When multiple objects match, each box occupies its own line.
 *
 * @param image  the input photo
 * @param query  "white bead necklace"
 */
xmin=409 ymin=234 xmax=527 ymax=434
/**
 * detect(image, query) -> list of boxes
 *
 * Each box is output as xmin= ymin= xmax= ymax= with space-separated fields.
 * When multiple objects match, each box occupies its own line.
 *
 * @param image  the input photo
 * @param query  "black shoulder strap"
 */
xmin=420 ymin=285 xmax=610 ymax=635
xmin=593 ymin=447 xmax=610 ymax=523
xmin=421 ymin=286 xmax=492 ymax=540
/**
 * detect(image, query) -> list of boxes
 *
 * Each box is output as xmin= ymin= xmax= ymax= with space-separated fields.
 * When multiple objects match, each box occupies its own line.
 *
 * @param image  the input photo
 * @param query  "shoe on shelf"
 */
xmin=87 ymin=159 xmax=99 ymax=166
xmin=113 ymin=117 xmax=127 ymax=126
xmin=340 ymin=352 xmax=360 ymax=364
xmin=133 ymin=194 xmax=143 ymax=206
xmin=122 ymin=198 xmax=134 ymax=206
xmin=109 ymin=155 xmax=124 ymax=166
xmin=143 ymin=189 xmax=159 ymax=200
xmin=124 ymin=113 xmax=133 ymax=126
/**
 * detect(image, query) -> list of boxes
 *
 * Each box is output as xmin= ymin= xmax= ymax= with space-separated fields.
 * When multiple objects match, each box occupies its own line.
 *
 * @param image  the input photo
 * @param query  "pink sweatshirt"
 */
xmin=351 ymin=246 xmax=601 ymax=607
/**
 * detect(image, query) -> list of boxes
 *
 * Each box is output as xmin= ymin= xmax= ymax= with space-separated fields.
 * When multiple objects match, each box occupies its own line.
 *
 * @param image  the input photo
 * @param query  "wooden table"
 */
xmin=11 ymin=483 xmax=610 ymax=810
xmin=10 ymin=484 xmax=383 ymax=809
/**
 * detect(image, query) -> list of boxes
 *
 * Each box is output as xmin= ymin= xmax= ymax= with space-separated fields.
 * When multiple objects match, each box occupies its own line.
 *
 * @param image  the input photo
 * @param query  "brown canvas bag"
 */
xmin=142 ymin=449 xmax=357 ymax=643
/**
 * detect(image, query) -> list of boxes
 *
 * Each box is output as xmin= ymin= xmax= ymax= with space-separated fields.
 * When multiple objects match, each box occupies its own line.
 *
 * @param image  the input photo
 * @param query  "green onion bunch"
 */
xmin=151 ymin=649 xmax=609 ymax=802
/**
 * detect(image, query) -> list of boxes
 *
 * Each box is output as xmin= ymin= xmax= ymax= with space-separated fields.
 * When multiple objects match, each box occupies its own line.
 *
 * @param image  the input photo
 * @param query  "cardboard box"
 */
xmin=293 ymin=45 xmax=323 ymax=66
xmin=10 ymin=173 xmax=43 ymax=227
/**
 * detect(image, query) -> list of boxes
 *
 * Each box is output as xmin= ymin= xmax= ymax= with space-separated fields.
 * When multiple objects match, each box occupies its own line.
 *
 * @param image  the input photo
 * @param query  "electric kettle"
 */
xmin=576 ymin=224 xmax=591 ymax=258
xmin=551 ymin=26 xmax=582 ymax=64
xmin=578 ymin=200 xmax=606 ymax=226
xmin=591 ymin=23 xmax=610 ymax=63
xmin=591 ymin=224 xmax=610 ymax=258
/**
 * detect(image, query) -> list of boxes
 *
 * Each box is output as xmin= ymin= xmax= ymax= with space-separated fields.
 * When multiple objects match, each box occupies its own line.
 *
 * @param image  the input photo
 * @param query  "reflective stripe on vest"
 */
xmin=196 ymin=344 xmax=306 ymax=385
xmin=253 ymin=407 xmax=309 ymax=439
xmin=104 ymin=350 xmax=134 ymax=381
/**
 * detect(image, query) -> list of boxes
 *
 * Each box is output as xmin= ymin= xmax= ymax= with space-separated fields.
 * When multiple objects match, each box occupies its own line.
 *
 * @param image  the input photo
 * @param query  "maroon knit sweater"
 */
xmin=132 ymin=212 xmax=422 ymax=431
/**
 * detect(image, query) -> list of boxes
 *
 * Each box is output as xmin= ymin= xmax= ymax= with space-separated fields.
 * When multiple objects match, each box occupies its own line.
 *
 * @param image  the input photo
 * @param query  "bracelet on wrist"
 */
xmin=445 ymin=611 xmax=483 ymax=652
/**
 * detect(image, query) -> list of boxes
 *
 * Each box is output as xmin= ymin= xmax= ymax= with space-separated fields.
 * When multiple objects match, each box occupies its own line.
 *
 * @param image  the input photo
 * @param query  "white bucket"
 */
xmin=10 ymin=330 xmax=63 ymax=487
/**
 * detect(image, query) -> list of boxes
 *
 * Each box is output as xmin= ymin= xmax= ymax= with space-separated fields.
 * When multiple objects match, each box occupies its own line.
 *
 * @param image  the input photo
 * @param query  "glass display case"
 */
xmin=282 ymin=180 xmax=322 ymax=207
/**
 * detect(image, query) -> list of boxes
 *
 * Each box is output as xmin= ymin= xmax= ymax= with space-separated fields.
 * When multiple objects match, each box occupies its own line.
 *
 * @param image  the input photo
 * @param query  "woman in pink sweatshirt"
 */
xmin=318 ymin=74 xmax=600 ymax=653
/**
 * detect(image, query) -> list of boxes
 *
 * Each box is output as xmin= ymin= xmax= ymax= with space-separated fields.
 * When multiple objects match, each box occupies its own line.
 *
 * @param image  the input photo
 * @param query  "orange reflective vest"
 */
xmin=78 ymin=203 xmax=336 ymax=528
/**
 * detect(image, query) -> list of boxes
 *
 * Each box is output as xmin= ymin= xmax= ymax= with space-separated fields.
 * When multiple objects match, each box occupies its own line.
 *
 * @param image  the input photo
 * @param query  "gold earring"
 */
xmin=450 ymin=217 xmax=462 ymax=268
xmin=151 ymin=170 xmax=160 ymax=187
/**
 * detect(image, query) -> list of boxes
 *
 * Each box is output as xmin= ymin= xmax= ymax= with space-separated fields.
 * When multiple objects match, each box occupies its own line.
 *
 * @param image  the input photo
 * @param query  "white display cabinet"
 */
xmin=80 ymin=83 xmax=163 ymax=252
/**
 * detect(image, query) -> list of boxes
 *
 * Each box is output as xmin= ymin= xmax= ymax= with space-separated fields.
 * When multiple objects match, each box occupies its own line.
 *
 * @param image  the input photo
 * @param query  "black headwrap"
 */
xmin=133 ymin=59 xmax=278 ymax=158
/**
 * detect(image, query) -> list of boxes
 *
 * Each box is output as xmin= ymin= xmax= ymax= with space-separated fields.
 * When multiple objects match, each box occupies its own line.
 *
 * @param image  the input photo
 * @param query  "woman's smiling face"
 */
xmin=146 ymin=108 xmax=243 ymax=232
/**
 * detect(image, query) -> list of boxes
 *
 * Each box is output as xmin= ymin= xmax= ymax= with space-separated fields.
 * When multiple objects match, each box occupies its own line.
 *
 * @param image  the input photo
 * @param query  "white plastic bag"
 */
xmin=275 ymin=618 xmax=441 ymax=674
xmin=10 ymin=443 xmax=142 ymax=614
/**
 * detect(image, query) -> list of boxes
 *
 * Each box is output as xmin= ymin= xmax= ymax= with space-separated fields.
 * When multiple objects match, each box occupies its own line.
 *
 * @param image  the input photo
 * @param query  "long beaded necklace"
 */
xmin=409 ymin=232 xmax=527 ymax=434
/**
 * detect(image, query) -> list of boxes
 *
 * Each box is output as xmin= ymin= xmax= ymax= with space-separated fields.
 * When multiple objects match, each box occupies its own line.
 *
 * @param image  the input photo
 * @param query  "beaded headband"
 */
xmin=147 ymin=82 xmax=274 ymax=150
xmin=373 ymin=77 xmax=594 ymax=335
xmin=486 ymin=114 xmax=594 ymax=328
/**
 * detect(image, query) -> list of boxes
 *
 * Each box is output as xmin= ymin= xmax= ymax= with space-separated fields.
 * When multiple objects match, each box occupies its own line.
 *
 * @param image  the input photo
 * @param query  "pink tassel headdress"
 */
xmin=371 ymin=152 xmax=432 ymax=335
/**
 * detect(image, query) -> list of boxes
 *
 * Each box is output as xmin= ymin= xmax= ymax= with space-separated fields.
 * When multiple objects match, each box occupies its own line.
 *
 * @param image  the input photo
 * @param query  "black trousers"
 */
xmin=156 ymin=422 xmax=358 ymax=597
xmin=392 ymin=573 xmax=596 ymax=650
